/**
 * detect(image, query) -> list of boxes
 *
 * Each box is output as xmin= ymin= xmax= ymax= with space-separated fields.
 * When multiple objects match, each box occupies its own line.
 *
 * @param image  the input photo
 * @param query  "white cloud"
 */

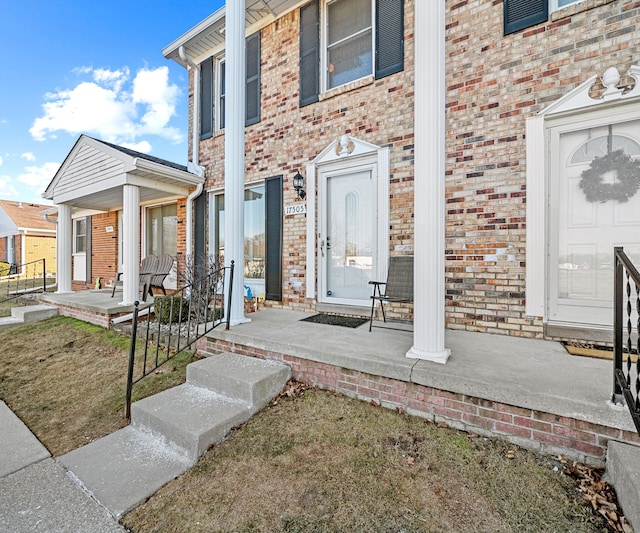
xmin=0 ymin=156 xmax=3 ymax=166
xmin=0 ymin=176 xmax=19 ymax=198
xmin=21 ymin=152 xmax=36 ymax=161
xmin=121 ymin=140 xmax=152 ymax=153
xmin=17 ymin=162 xmax=61 ymax=196
xmin=30 ymin=66 xmax=183 ymax=146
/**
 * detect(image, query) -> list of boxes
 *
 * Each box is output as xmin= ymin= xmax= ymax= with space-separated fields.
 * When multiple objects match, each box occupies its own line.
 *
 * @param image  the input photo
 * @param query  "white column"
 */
xmin=56 ymin=203 xmax=73 ymax=293
xmin=121 ymin=184 xmax=140 ymax=306
xmin=406 ymin=0 xmax=450 ymax=363
xmin=225 ymin=0 xmax=248 ymax=324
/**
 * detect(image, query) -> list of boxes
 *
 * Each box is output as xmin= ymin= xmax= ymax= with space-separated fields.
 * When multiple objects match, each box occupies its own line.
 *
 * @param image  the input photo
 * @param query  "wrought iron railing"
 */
xmin=0 ymin=258 xmax=53 ymax=305
xmin=613 ymin=247 xmax=640 ymax=435
xmin=125 ymin=261 xmax=234 ymax=419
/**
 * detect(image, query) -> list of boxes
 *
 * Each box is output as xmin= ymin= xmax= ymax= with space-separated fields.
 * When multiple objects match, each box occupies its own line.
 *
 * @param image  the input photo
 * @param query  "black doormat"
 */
xmin=301 ymin=313 xmax=368 ymax=328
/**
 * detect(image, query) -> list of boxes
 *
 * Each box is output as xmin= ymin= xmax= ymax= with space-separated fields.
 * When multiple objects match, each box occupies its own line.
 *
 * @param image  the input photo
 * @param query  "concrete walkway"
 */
xmin=0 ymin=401 xmax=124 ymax=532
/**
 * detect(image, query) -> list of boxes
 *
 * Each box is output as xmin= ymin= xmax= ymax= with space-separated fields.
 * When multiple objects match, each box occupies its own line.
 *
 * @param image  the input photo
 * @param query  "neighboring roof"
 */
xmin=96 ymin=138 xmax=188 ymax=173
xmin=163 ymin=0 xmax=303 ymax=65
xmin=0 ymin=200 xmax=56 ymax=238
xmin=42 ymin=135 xmax=203 ymax=211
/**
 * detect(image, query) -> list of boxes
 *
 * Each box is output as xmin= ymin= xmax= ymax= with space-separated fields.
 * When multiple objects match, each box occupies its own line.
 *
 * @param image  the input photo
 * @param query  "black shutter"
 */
xmin=200 ymin=57 xmax=213 ymax=139
xmin=299 ymin=0 xmax=319 ymax=107
xmin=246 ymin=32 xmax=261 ymax=126
xmin=375 ymin=0 xmax=404 ymax=79
xmin=504 ymin=0 xmax=548 ymax=35
xmin=265 ymin=175 xmax=283 ymax=301
xmin=193 ymin=190 xmax=206 ymax=280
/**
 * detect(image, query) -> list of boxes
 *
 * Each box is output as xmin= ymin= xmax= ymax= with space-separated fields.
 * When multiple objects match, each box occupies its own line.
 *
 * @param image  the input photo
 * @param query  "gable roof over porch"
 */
xmin=43 ymin=135 xmax=203 ymax=211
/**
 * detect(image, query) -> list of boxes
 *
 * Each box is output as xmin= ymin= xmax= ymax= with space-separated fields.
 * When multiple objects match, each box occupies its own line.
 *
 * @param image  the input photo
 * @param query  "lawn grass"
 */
xmin=0 ymin=316 xmax=196 ymax=456
xmin=123 ymin=389 xmax=609 ymax=533
xmin=0 ymin=318 xmax=615 ymax=531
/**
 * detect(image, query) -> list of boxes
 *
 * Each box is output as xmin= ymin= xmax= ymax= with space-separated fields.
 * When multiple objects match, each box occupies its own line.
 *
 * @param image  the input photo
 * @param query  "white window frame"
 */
xmin=216 ymin=55 xmax=226 ymax=132
xmin=73 ymin=217 xmax=87 ymax=254
xmin=208 ymin=181 xmax=267 ymax=298
xmin=321 ymin=0 xmax=375 ymax=92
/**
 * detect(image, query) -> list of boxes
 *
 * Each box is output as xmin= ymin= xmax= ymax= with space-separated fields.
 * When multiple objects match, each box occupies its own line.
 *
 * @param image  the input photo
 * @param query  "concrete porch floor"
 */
xmin=203 ymin=308 xmax=638 ymax=461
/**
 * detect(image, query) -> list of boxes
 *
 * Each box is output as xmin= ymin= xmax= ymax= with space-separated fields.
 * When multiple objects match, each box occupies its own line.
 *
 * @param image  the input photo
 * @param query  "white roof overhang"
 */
xmin=163 ymin=0 xmax=304 ymax=65
xmin=43 ymin=135 xmax=204 ymax=212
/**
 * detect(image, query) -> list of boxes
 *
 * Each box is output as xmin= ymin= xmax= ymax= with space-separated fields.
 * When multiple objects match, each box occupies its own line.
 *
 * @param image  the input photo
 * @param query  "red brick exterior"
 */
xmin=190 ymin=0 xmax=640 ymax=339
xmin=194 ymin=1 xmax=416 ymax=313
xmin=201 ymin=336 xmax=640 ymax=465
xmin=443 ymin=0 xmax=629 ymax=337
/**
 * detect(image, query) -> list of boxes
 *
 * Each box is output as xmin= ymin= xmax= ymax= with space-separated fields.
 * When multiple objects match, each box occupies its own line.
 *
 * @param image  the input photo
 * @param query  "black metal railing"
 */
xmin=125 ymin=261 xmax=235 ymax=419
xmin=0 ymin=258 xmax=52 ymax=304
xmin=613 ymin=247 xmax=640 ymax=435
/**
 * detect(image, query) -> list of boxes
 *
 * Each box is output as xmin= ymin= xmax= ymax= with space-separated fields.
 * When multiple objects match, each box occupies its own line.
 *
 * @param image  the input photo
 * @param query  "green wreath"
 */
xmin=579 ymin=150 xmax=640 ymax=203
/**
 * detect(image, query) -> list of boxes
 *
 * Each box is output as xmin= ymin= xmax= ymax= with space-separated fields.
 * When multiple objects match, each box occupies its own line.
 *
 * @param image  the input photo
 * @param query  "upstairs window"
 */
xmin=199 ymin=31 xmax=260 ymax=134
xmin=300 ymin=0 xmax=404 ymax=106
xmin=326 ymin=0 xmax=372 ymax=90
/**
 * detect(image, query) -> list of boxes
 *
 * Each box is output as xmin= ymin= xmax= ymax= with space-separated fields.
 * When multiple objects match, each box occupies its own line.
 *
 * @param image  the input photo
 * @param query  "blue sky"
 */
xmin=0 ymin=1 xmax=225 ymax=205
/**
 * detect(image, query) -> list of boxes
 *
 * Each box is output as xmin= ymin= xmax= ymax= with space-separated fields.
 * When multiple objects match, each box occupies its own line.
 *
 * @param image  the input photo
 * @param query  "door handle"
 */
xmin=320 ymin=239 xmax=325 ymax=257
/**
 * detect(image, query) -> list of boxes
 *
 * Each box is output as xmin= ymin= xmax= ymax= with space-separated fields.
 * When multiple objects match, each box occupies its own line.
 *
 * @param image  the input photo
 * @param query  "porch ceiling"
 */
xmin=163 ymin=0 xmax=303 ymax=65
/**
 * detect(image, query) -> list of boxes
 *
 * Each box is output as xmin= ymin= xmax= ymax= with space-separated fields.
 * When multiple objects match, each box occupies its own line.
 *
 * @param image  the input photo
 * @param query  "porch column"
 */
xmin=224 ymin=0 xmax=247 ymax=325
xmin=120 ymin=184 xmax=140 ymax=306
xmin=406 ymin=0 xmax=450 ymax=363
xmin=56 ymin=203 xmax=72 ymax=293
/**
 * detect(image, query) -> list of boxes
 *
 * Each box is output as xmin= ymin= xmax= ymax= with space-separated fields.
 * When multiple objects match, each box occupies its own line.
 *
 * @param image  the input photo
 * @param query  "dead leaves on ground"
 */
xmin=270 ymin=379 xmax=309 ymax=406
xmin=560 ymin=455 xmax=633 ymax=533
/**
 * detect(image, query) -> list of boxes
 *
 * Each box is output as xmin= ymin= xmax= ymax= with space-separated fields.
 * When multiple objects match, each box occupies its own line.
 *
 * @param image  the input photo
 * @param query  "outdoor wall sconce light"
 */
xmin=293 ymin=170 xmax=306 ymax=200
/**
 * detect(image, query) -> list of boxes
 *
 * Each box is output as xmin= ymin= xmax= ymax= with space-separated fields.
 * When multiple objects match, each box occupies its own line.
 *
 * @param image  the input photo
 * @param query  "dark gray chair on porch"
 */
xmin=147 ymin=254 xmax=174 ymax=297
xmin=111 ymin=254 xmax=158 ymax=299
xmin=369 ymin=255 xmax=414 ymax=331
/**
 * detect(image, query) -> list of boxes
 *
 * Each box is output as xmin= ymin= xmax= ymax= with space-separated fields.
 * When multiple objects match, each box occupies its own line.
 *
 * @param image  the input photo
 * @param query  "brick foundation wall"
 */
xmin=201 ymin=336 xmax=640 ymax=465
xmin=52 ymin=303 xmax=112 ymax=329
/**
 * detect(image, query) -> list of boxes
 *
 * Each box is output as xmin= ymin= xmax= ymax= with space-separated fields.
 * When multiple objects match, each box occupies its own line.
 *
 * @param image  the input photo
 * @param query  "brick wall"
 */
xmin=91 ymin=212 xmax=119 ymax=287
xmin=196 ymin=0 xmax=416 ymax=312
xmin=443 ymin=0 xmax=636 ymax=337
xmin=202 ymin=336 xmax=640 ymax=465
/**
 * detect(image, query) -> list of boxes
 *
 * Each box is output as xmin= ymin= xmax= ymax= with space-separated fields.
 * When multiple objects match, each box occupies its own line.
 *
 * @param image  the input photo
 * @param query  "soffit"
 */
xmin=163 ymin=0 xmax=303 ymax=65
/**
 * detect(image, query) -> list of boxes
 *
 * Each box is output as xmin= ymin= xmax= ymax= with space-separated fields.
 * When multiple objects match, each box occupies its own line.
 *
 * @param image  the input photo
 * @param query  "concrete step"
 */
xmin=11 ymin=304 xmax=58 ymax=323
xmin=61 ymin=353 xmax=291 ymax=519
xmin=59 ymin=426 xmax=192 ymax=520
xmin=605 ymin=440 xmax=640 ymax=531
xmin=187 ymin=352 xmax=291 ymax=413
xmin=0 ymin=317 xmax=23 ymax=330
xmin=131 ymin=383 xmax=252 ymax=462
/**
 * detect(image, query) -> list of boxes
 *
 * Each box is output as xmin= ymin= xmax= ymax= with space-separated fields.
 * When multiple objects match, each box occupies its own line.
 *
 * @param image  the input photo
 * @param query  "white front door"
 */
xmin=548 ymin=115 xmax=640 ymax=327
xmin=319 ymin=164 xmax=377 ymax=306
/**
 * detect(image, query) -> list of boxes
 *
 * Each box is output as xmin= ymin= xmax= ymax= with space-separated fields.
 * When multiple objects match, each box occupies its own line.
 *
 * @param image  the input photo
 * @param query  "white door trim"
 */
xmin=305 ymin=136 xmax=389 ymax=300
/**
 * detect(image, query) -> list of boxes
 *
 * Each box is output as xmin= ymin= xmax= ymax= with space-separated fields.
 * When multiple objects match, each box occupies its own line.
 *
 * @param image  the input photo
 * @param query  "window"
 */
xmin=300 ymin=0 xmax=404 ymax=105
xmin=211 ymin=186 xmax=265 ymax=279
xmin=74 ymin=218 xmax=87 ymax=254
xmin=326 ymin=0 xmax=372 ymax=90
xmin=210 ymin=176 xmax=283 ymax=300
xmin=146 ymin=204 xmax=177 ymax=257
xmin=200 ymin=31 xmax=260 ymax=132
xmin=504 ymin=0 xmax=585 ymax=35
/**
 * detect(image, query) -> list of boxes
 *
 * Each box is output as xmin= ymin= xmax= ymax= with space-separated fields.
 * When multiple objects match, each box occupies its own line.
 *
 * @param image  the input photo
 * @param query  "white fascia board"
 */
xmin=17 ymin=227 xmax=56 ymax=235
xmin=162 ymin=7 xmax=226 ymax=63
xmin=130 ymin=158 xmax=204 ymax=186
